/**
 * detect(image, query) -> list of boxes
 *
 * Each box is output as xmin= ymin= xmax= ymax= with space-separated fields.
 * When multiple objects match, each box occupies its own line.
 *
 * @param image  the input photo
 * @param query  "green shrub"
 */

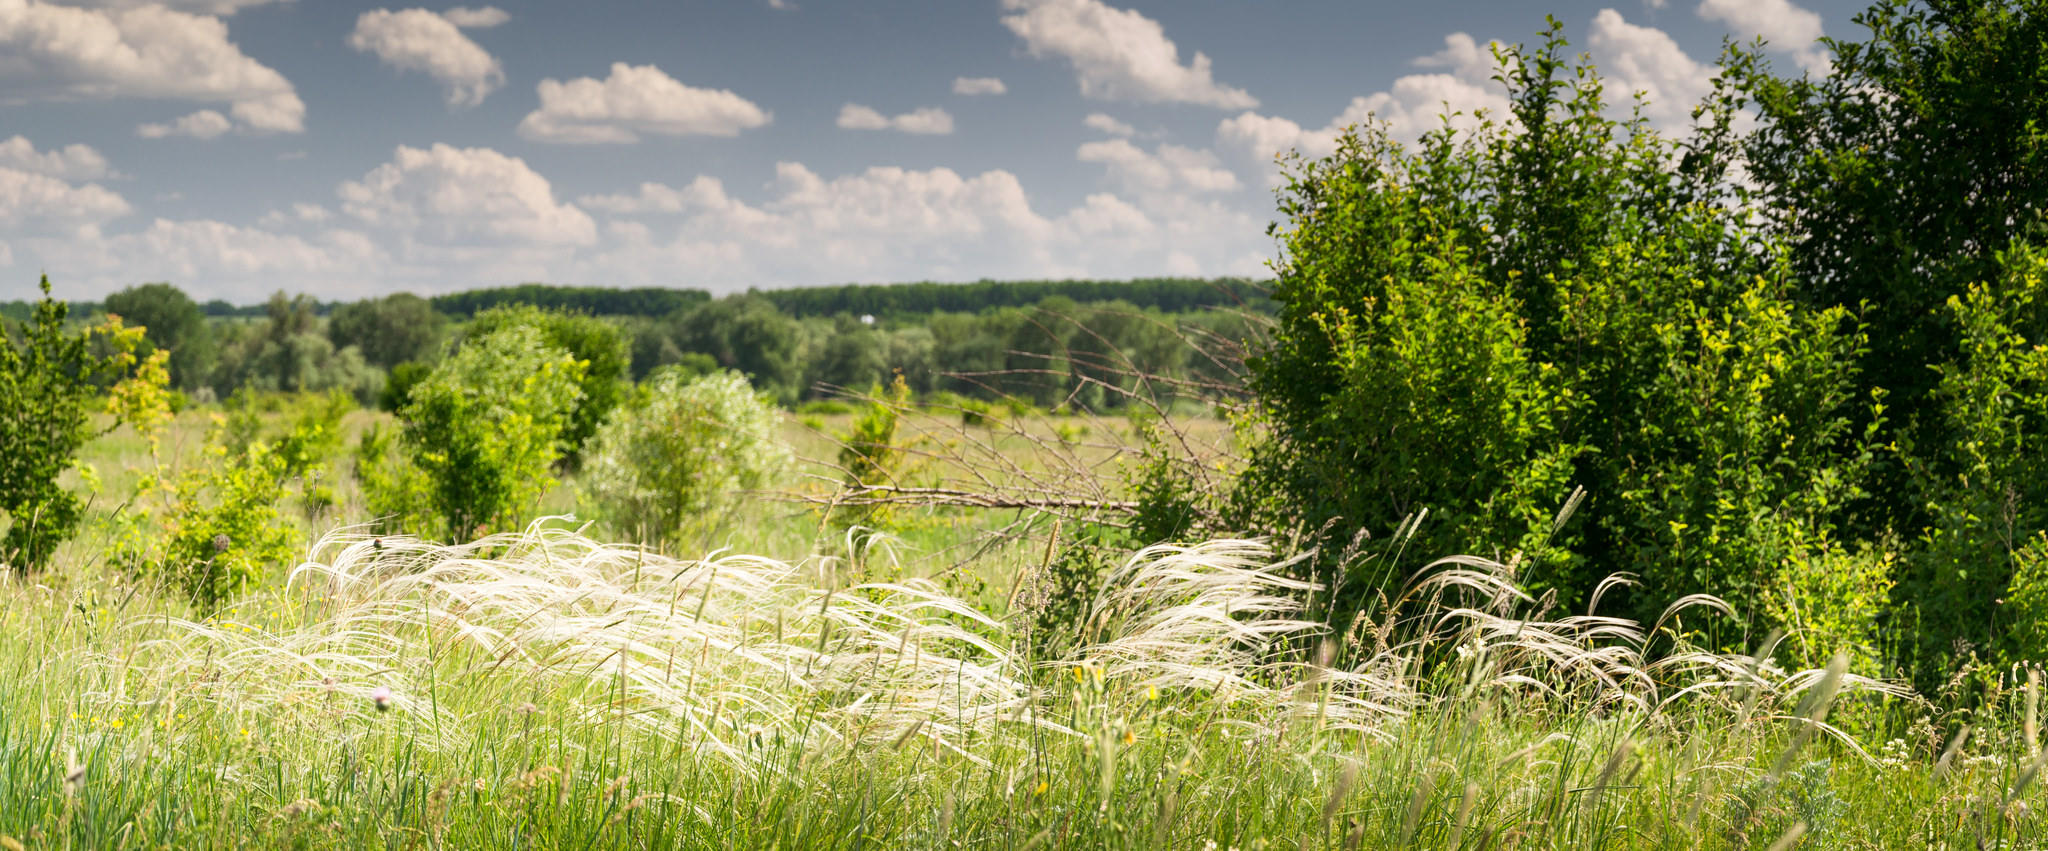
xmin=379 ymin=360 xmax=432 ymax=411
xmin=1 ymin=276 xmax=170 ymax=570
xmin=1908 ymin=244 xmax=2048 ymax=671
xmin=360 ymin=325 xmax=584 ymax=541
xmin=463 ymin=305 xmax=628 ymax=465
xmin=1236 ymin=27 xmax=1871 ymax=635
xmin=148 ymin=438 xmax=299 ymax=608
xmin=580 ymin=369 xmax=790 ymax=548
xmin=834 ymin=374 xmax=912 ymax=532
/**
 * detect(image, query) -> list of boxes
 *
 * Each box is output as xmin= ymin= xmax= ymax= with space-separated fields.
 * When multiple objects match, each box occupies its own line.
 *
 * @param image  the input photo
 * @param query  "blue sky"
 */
xmin=1 ymin=0 xmax=1869 ymax=302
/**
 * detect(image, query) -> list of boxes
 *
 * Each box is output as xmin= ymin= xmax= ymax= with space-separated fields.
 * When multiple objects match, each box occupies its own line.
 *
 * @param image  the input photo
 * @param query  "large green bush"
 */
xmin=579 ymin=369 xmax=790 ymax=548
xmin=463 ymin=305 xmax=628 ymax=465
xmin=360 ymin=325 xmax=585 ymax=541
xmin=1239 ymin=28 xmax=1873 ymax=638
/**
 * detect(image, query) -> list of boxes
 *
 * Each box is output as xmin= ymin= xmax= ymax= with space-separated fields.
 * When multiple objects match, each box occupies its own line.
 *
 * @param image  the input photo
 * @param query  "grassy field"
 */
xmin=3 ymin=402 xmax=2047 ymax=849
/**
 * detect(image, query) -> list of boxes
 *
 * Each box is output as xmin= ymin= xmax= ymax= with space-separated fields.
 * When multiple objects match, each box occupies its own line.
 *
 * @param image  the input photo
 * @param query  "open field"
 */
xmin=3 ymin=400 xmax=2047 ymax=850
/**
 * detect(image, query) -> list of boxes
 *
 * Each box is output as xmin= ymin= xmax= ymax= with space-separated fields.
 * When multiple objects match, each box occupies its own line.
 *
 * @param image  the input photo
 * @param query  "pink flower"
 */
xmin=370 ymin=686 xmax=392 ymax=712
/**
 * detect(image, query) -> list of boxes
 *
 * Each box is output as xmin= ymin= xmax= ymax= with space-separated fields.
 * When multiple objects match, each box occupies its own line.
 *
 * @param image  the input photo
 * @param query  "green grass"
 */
xmin=3 ymin=403 xmax=2046 ymax=849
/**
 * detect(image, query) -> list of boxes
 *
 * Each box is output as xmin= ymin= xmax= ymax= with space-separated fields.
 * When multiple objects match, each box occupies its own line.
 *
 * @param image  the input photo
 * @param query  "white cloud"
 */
xmin=256 ymin=201 xmax=331 ymax=228
xmin=1077 ymin=138 xmax=1238 ymax=195
xmin=1696 ymin=0 xmax=1828 ymax=71
xmin=1083 ymin=113 xmax=1135 ymax=137
xmin=1000 ymin=0 xmax=1256 ymax=109
xmin=836 ymin=104 xmax=955 ymax=135
xmin=1216 ymin=33 xmax=1510 ymax=169
xmin=0 ymin=0 xmax=305 ymax=133
xmin=441 ymin=5 xmax=508 ymax=28
xmin=348 ymin=7 xmax=505 ymax=107
xmin=517 ymin=63 xmax=771 ymax=143
xmin=952 ymin=76 xmax=1006 ymax=96
xmin=18 ymin=219 xmax=376 ymax=302
xmin=572 ymin=160 xmax=1266 ymax=288
xmin=337 ymin=143 xmax=596 ymax=247
xmin=0 ymin=166 xmax=131 ymax=232
xmin=136 ymin=109 xmax=232 ymax=139
xmin=0 ymin=135 xmax=110 ymax=180
xmin=1588 ymin=9 xmax=1717 ymax=133
xmin=577 ymin=177 xmax=761 ymax=218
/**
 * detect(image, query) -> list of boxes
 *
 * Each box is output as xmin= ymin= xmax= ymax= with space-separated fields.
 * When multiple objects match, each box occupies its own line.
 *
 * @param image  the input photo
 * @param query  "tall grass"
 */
xmin=6 ymin=520 xmax=2040 ymax=848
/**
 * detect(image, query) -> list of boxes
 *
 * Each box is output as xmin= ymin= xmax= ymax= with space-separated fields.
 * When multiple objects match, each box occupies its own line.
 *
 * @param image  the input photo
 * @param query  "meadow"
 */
xmin=9 ymin=4 xmax=2048 ymax=846
xmin=2 ymin=404 xmax=2045 ymax=850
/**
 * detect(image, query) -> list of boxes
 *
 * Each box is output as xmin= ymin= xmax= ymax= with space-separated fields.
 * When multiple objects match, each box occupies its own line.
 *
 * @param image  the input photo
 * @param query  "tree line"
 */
xmin=3 ymin=277 xmax=1268 ymax=410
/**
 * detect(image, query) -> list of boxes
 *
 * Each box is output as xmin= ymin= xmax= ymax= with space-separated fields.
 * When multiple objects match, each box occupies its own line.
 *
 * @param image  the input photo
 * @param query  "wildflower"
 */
xmin=1146 ymin=685 xmax=1159 ymax=702
xmin=1034 ymin=781 xmax=1049 ymax=796
xmin=371 ymin=686 xmax=393 ymax=712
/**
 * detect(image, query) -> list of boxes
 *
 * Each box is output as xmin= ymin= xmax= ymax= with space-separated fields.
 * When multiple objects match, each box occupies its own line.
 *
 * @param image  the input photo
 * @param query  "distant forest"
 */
xmin=4 ymin=277 xmax=1270 ymax=410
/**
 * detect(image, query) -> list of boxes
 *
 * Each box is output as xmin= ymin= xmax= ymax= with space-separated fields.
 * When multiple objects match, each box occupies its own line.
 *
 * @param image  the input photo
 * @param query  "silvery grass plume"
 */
xmin=79 ymin=521 xmax=1908 ymax=779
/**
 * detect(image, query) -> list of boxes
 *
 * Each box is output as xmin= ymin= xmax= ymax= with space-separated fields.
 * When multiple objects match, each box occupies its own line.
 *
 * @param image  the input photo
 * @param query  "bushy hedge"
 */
xmin=1236 ymin=9 xmax=2048 ymax=684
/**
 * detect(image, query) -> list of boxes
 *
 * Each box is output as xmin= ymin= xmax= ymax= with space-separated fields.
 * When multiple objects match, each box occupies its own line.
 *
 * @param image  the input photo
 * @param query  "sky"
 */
xmin=0 ymin=0 xmax=1871 ymax=303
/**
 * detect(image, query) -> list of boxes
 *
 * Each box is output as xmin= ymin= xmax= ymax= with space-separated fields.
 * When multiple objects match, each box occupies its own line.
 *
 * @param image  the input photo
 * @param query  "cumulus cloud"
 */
xmin=338 ymin=143 xmax=596 ymax=247
xmin=952 ymin=76 xmax=1006 ymax=96
xmin=0 ymin=166 xmax=131 ymax=232
xmin=348 ymin=7 xmax=506 ymax=107
xmin=0 ymin=135 xmax=111 ymax=180
xmin=1000 ymin=0 xmax=1256 ymax=109
xmin=570 ymin=159 xmax=1266 ymax=288
xmin=15 ymin=219 xmax=379 ymax=301
xmin=0 ymin=0 xmax=305 ymax=133
xmin=517 ymin=63 xmax=771 ymax=143
xmin=836 ymin=104 xmax=955 ymax=135
xmin=1083 ymin=113 xmax=1135 ymax=137
xmin=137 ymin=109 xmax=232 ymax=139
xmin=1697 ymin=0 xmax=1828 ymax=71
xmin=1587 ymin=9 xmax=1717 ymax=132
xmin=1216 ymin=33 xmax=1510 ymax=170
xmin=1077 ymin=138 xmax=1237 ymax=195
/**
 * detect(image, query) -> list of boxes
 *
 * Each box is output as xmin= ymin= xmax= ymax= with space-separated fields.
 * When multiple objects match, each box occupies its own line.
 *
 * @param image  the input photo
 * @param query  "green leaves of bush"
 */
xmin=360 ymin=325 xmax=585 ymax=542
xmin=579 ymin=369 xmax=789 ymax=549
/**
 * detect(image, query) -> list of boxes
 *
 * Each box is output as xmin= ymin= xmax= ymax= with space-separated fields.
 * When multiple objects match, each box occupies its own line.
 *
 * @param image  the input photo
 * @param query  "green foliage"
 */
xmin=379 ymin=360 xmax=431 ymax=411
xmin=210 ymin=292 xmax=382 ymax=404
xmin=1239 ymin=25 xmax=1872 ymax=633
xmin=464 ymin=305 xmax=628 ymax=464
xmin=103 ymin=282 xmax=214 ymax=390
xmin=430 ymin=283 xmax=709 ymax=318
xmin=760 ymin=276 xmax=1270 ymax=318
xmin=0 ymin=276 xmax=166 ymax=570
xmin=834 ymin=374 xmax=912 ymax=531
xmin=361 ymin=325 xmax=585 ymax=541
xmin=580 ymin=369 xmax=790 ymax=548
xmin=666 ymin=295 xmax=806 ymax=404
xmin=1906 ymin=245 xmax=2048 ymax=670
xmin=1734 ymin=0 xmax=2048 ymax=448
xmin=326 ymin=293 xmax=445 ymax=370
xmin=147 ymin=437 xmax=299 ymax=608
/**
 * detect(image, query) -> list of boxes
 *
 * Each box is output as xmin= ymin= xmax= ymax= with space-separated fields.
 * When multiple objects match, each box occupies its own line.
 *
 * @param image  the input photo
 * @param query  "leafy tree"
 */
xmin=1 ymin=276 xmax=171 ymax=570
xmin=104 ymin=282 xmax=214 ymax=390
xmin=463 ymin=305 xmax=629 ymax=464
xmin=360 ymin=325 xmax=585 ymax=541
xmin=210 ymin=291 xmax=382 ymax=403
xmin=1239 ymin=25 xmax=1871 ymax=632
xmin=669 ymin=296 xmax=804 ymax=403
xmin=327 ymin=293 xmax=446 ymax=370
xmin=580 ymin=369 xmax=790 ymax=548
